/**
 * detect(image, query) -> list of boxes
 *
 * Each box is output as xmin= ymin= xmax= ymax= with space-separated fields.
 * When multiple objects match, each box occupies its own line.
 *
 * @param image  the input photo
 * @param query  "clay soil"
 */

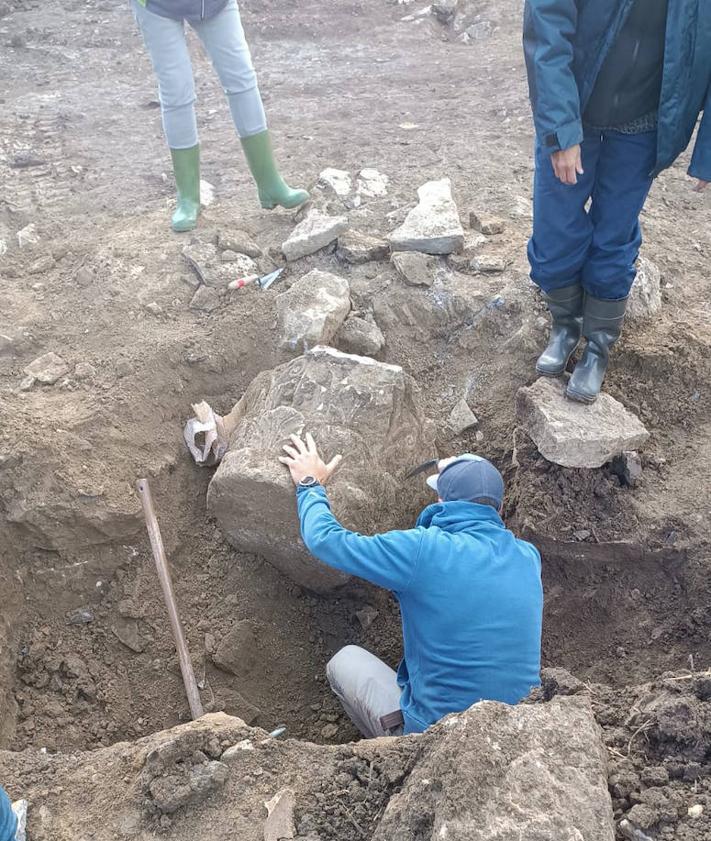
xmin=1 ymin=0 xmax=710 ymax=838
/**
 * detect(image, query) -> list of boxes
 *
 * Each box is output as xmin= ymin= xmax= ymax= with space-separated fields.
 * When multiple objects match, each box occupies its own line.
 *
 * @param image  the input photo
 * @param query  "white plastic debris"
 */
xmin=183 ymin=401 xmax=231 ymax=466
xmin=12 ymin=799 xmax=28 ymax=841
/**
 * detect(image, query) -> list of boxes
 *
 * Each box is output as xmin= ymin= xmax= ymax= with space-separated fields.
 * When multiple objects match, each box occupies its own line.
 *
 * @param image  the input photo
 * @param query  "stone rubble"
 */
xmin=317 ymin=168 xmax=353 ymax=197
xmin=628 ymin=257 xmax=662 ymax=322
xmin=336 ymin=230 xmax=390 ymax=264
xmin=282 ymin=211 xmax=349 ymax=261
xmin=217 ymin=229 xmax=262 ymax=258
xmin=356 ymin=168 xmax=389 ymax=198
xmin=189 ymin=286 xmax=221 ymax=313
xmin=516 ymin=378 xmax=650 ymax=469
xmin=183 ymin=241 xmax=256 ymax=287
xmin=391 ymin=250 xmax=438 ymax=287
xmin=471 ymin=254 xmax=506 ymax=274
xmin=336 ymin=314 xmax=385 ymax=357
xmin=448 ymin=398 xmax=479 ymax=435
xmin=389 ymin=178 xmax=464 ymax=255
xmin=275 ymin=269 xmax=351 ymax=352
xmin=469 ymin=210 xmax=505 ymax=235
xmin=25 ymin=352 xmax=69 ymax=385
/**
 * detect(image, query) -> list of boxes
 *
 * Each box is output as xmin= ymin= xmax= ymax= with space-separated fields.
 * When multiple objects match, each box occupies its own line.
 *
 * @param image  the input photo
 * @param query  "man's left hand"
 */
xmin=693 ymin=179 xmax=709 ymax=192
xmin=280 ymin=433 xmax=343 ymax=486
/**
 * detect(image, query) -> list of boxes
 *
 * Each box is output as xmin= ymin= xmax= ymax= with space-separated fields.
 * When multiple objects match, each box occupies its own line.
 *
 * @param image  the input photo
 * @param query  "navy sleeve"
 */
xmin=296 ymin=485 xmax=423 ymax=593
xmin=689 ymin=84 xmax=711 ymax=182
xmin=523 ymin=0 xmax=583 ymax=154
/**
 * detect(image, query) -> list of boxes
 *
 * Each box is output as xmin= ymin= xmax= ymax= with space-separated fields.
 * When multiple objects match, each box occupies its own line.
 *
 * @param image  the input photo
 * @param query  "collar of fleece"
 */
xmin=416 ymin=500 xmax=505 ymax=532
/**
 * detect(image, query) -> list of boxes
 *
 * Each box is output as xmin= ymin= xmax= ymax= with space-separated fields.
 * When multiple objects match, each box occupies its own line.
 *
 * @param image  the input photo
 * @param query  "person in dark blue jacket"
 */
xmin=524 ymin=0 xmax=711 ymax=403
xmin=280 ymin=434 xmax=543 ymax=737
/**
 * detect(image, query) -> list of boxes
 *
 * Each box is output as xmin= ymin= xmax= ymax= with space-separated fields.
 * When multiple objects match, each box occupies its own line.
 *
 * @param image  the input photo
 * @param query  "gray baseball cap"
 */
xmin=427 ymin=454 xmax=504 ymax=509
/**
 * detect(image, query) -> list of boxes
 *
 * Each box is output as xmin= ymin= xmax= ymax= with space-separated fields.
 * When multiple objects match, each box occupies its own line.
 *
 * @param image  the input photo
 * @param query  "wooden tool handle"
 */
xmin=136 ymin=478 xmax=204 ymax=720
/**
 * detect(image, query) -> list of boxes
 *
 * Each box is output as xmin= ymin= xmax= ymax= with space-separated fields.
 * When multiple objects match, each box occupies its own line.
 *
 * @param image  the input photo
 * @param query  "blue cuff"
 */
xmin=541 ymin=119 xmax=584 ymax=155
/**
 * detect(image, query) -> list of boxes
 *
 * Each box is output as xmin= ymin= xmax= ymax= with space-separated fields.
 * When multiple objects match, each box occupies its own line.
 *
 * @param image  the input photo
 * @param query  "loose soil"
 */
xmin=1 ymin=0 xmax=710 ymax=838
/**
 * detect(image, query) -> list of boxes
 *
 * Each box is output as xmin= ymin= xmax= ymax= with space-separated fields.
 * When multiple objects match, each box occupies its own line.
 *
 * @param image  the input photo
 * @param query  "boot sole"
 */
xmin=565 ymin=386 xmax=598 ymax=405
xmin=535 ymin=364 xmax=567 ymax=377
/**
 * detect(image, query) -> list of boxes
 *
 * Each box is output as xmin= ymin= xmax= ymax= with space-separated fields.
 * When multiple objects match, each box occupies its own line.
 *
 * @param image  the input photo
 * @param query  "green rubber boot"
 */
xmin=566 ymin=294 xmax=628 ymax=404
xmin=240 ymin=130 xmax=309 ymax=210
xmin=170 ymin=145 xmax=200 ymax=232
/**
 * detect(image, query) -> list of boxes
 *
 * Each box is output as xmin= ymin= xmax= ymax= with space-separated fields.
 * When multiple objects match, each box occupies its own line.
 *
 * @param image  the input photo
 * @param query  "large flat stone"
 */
xmin=516 ymin=378 xmax=649 ymax=468
xmin=207 ymin=347 xmax=433 ymax=592
xmin=389 ymin=178 xmax=464 ymax=255
xmin=282 ymin=212 xmax=348 ymax=261
xmin=374 ymin=696 xmax=615 ymax=841
xmin=276 ymin=269 xmax=351 ymax=352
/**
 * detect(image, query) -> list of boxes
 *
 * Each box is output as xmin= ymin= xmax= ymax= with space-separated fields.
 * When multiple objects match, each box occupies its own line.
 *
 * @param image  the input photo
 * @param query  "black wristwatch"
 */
xmin=298 ymin=475 xmax=320 ymax=489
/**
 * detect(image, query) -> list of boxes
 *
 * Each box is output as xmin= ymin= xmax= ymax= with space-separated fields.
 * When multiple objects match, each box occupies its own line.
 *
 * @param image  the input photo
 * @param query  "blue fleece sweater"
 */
xmin=0 ymin=786 xmax=16 ymax=841
xmin=297 ymin=486 xmax=543 ymax=734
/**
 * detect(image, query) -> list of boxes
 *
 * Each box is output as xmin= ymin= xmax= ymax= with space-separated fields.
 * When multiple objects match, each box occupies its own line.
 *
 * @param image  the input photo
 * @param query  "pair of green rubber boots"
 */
xmin=169 ymin=130 xmax=309 ymax=232
xmin=536 ymin=283 xmax=628 ymax=404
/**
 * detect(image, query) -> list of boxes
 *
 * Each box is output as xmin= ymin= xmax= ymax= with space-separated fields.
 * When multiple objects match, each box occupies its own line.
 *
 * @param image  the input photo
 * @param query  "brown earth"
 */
xmin=1 ymin=0 xmax=710 ymax=838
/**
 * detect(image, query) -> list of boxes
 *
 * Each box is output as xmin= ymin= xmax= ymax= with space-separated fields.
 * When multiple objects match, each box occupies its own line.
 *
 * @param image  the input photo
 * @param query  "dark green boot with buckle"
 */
xmin=536 ymin=283 xmax=584 ymax=376
xmin=240 ymin=130 xmax=309 ymax=210
xmin=170 ymin=144 xmax=200 ymax=232
xmin=566 ymin=294 xmax=628 ymax=404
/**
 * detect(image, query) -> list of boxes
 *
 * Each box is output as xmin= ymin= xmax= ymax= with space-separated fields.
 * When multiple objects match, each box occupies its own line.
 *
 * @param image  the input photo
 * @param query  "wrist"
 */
xmin=297 ymin=475 xmax=321 ymax=490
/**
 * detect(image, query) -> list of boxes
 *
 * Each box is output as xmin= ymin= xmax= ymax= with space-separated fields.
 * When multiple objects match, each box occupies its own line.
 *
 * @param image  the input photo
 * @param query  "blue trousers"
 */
xmin=528 ymin=128 xmax=658 ymax=300
xmin=133 ymin=0 xmax=267 ymax=149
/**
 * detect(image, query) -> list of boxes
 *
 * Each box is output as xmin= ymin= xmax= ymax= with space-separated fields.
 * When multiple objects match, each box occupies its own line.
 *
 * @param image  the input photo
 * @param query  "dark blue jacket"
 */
xmin=297 ymin=486 xmax=543 ymax=734
xmin=524 ymin=0 xmax=711 ymax=179
xmin=139 ymin=0 xmax=230 ymax=23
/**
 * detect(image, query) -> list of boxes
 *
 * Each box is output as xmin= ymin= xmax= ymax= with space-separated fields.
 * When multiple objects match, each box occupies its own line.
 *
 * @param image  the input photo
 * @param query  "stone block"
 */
xmin=276 ymin=269 xmax=351 ymax=352
xmin=389 ymin=178 xmax=464 ymax=255
xmin=282 ymin=212 xmax=349 ymax=261
xmin=516 ymin=378 xmax=649 ymax=468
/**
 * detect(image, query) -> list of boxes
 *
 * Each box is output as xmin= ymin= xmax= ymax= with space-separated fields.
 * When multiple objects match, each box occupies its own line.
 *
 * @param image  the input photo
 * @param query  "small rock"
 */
xmin=573 ymin=529 xmax=591 ymax=541
xmin=276 ymin=269 xmax=351 ymax=351
xmin=321 ymin=723 xmax=339 ymax=740
xmin=469 ymin=211 xmax=505 ymax=235
xmin=391 ymin=251 xmax=437 ymax=287
xmin=318 ymin=168 xmax=352 ymax=197
xmin=213 ymin=620 xmax=260 ymax=676
xmin=217 ymin=230 xmax=261 ymax=258
xmin=74 ymin=362 xmax=97 ymax=380
xmin=640 ymin=766 xmax=669 ymax=788
xmin=19 ymin=375 xmax=35 ymax=391
xmin=76 ymin=266 xmax=94 ymax=287
xmin=17 ymin=223 xmax=39 ymax=248
xmin=540 ymin=667 xmax=585 ymax=700
xmin=611 ymin=451 xmax=643 ymax=487
xmin=264 ymin=788 xmax=296 ymax=841
xmin=282 ymin=212 xmax=349 ymax=262
xmin=516 ymin=378 xmax=649 ymax=469
xmin=28 ymin=255 xmax=56 ymax=274
xmin=389 ymin=178 xmax=464 ymax=255
xmin=145 ymin=301 xmax=163 ymax=316
xmin=688 ymin=805 xmax=704 ymax=819
xmin=628 ymin=257 xmax=662 ymax=322
xmin=471 ymin=254 xmax=506 ymax=273
xmin=465 ymin=19 xmax=494 ymax=40
xmin=189 ymin=286 xmax=221 ymax=313
xmin=25 ymin=352 xmax=69 ymax=385
xmin=355 ymin=606 xmax=379 ymax=631
xmin=221 ymin=740 xmax=254 ymax=761
xmin=200 ymin=179 xmax=215 ymax=207
xmin=67 ymin=608 xmax=94 ymax=626
xmin=448 ymin=398 xmax=478 ymax=435
xmin=115 ymin=359 xmax=133 ymax=378
xmin=357 ymin=168 xmax=389 ymax=199
xmin=336 ymin=315 xmax=385 ymax=358
xmin=336 ymin=230 xmax=389 ymax=264
xmin=112 ymin=618 xmax=145 ymax=653
xmin=625 ymin=804 xmax=657 ymax=831
xmin=431 ymin=0 xmax=458 ymax=24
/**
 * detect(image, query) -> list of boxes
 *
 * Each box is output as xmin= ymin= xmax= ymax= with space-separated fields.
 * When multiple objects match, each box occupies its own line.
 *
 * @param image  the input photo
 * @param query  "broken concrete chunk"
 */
xmin=373 ymin=696 xmax=615 ymax=841
xmin=317 ymin=168 xmax=353 ymax=197
xmin=217 ymin=229 xmax=262 ymax=258
xmin=264 ymin=788 xmax=296 ymax=841
xmin=206 ymin=347 xmax=434 ymax=591
xmin=276 ymin=269 xmax=351 ymax=352
xmin=336 ymin=230 xmax=389 ymax=264
xmin=282 ymin=212 xmax=348 ymax=261
xmin=469 ymin=211 xmax=505 ymax=235
xmin=356 ymin=168 xmax=389 ymax=199
xmin=448 ymin=398 xmax=479 ymax=435
xmin=516 ymin=378 xmax=649 ymax=468
xmin=389 ymin=178 xmax=464 ymax=255
xmin=628 ymin=257 xmax=662 ymax=322
xmin=471 ymin=254 xmax=506 ymax=274
xmin=25 ymin=352 xmax=69 ymax=385
xmin=336 ymin=315 xmax=385 ymax=357
xmin=391 ymin=251 xmax=437 ymax=287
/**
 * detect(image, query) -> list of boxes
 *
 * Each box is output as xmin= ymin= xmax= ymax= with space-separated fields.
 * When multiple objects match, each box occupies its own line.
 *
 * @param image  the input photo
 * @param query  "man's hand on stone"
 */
xmin=551 ymin=144 xmax=584 ymax=186
xmin=280 ymin=433 xmax=343 ymax=486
